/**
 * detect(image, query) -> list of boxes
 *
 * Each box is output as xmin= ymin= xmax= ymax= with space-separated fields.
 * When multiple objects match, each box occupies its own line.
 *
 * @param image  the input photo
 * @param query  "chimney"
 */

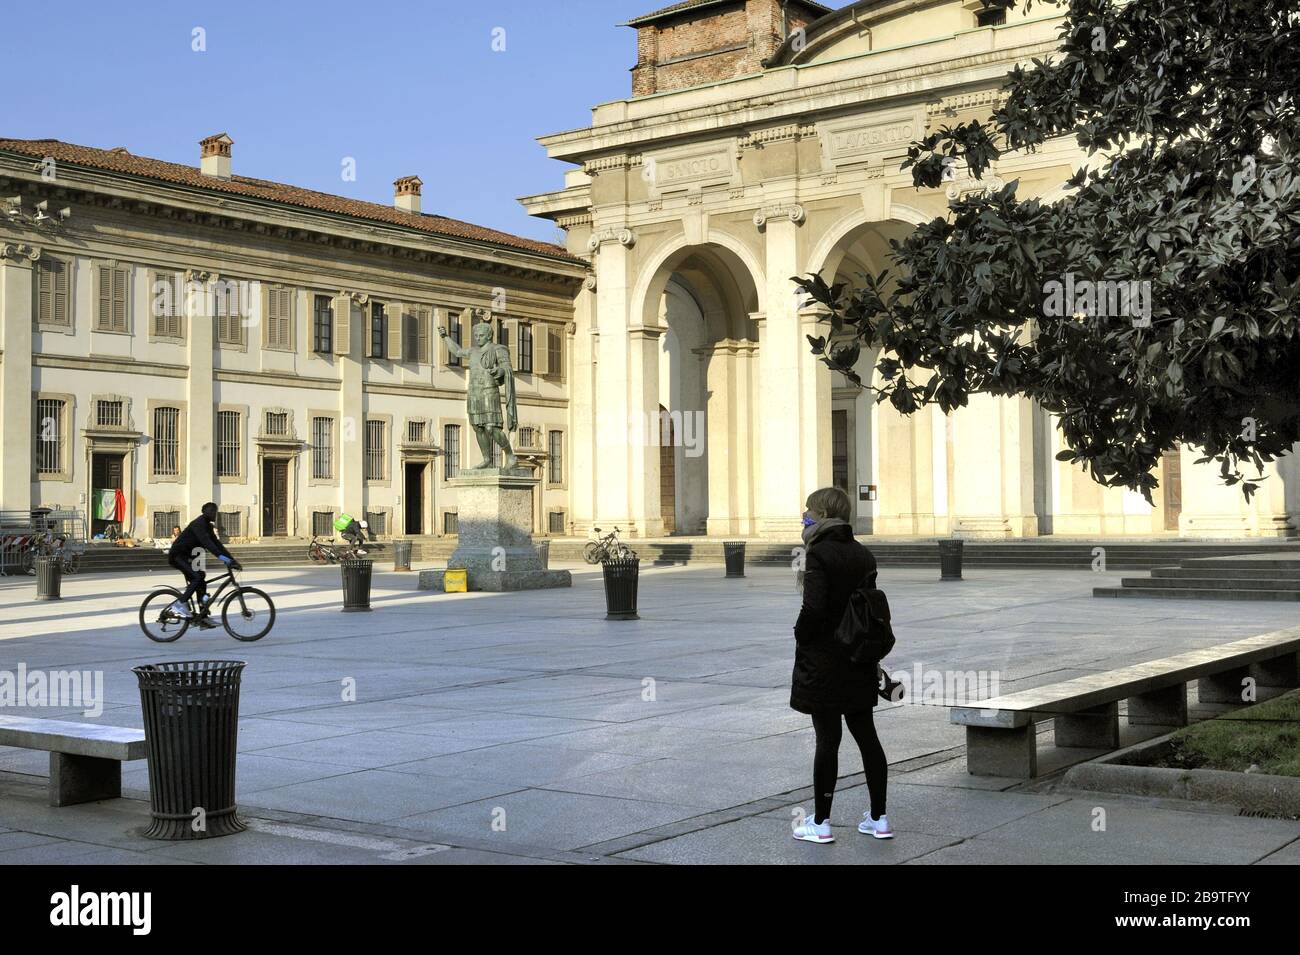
xmin=199 ymin=133 xmax=234 ymax=180
xmin=394 ymin=175 xmax=423 ymax=214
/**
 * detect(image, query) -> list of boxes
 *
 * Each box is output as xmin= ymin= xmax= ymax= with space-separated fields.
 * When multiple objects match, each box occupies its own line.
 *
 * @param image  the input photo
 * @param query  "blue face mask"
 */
xmin=801 ymin=514 xmax=817 ymax=528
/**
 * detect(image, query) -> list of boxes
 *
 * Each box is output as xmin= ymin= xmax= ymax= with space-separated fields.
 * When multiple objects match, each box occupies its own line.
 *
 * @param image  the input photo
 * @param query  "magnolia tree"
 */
xmin=798 ymin=0 xmax=1300 ymax=501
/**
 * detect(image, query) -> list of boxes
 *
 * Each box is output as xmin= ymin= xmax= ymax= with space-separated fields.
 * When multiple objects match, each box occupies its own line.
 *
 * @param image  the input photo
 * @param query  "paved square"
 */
xmin=1 ymin=559 xmax=1298 ymax=864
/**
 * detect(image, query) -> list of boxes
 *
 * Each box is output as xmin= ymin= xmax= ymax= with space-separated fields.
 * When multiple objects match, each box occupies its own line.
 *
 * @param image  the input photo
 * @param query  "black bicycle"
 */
xmin=139 ymin=566 xmax=276 ymax=643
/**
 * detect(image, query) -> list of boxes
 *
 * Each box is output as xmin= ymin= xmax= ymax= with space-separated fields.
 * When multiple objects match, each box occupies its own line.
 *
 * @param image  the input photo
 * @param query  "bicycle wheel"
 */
xmin=308 ymin=543 xmax=327 ymax=564
xmin=139 ymin=588 xmax=190 ymax=643
xmin=222 ymin=586 xmax=276 ymax=642
xmin=583 ymin=541 xmax=602 ymax=564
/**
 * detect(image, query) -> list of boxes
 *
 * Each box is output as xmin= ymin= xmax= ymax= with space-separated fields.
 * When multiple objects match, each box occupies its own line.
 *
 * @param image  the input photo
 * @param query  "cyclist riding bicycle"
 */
xmin=168 ymin=502 xmax=242 ymax=628
xmin=333 ymin=512 xmax=369 ymax=554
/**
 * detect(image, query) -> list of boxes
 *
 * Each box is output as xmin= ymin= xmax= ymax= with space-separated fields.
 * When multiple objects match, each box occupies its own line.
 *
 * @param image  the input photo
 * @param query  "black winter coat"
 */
xmin=790 ymin=524 xmax=879 ymax=714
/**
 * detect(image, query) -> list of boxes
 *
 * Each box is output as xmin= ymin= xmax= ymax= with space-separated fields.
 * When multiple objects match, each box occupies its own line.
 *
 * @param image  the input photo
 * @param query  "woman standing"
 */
xmin=790 ymin=486 xmax=893 ymax=844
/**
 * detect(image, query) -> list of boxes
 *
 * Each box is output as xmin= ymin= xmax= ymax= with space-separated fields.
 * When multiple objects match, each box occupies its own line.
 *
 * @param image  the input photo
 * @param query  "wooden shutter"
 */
xmin=417 ymin=308 xmax=430 ymax=364
xmin=534 ymin=323 xmax=550 ymax=375
xmin=36 ymin=260 xmax=53 ymax=325
xmin=111 ymin=267 xmax=128 ymax=332
xmin=505 ymin=319 xmax=519 ymax=368
xmin=437 ymin=308 xmax=450 ymax=365
xmin=97 ymin=264 xmax=112 ymax=330
xmin=333 ymin=297 xmax=350 ymax=356
xmin=54 ymin=261 xmax=69 ymax=327
xmin=265 ymin=287 xmax=291 ymax=348
xmin=550 ymin=326 xmax=564 ymax=380
xmin=387 ymin=304 xmax=404 ymax=360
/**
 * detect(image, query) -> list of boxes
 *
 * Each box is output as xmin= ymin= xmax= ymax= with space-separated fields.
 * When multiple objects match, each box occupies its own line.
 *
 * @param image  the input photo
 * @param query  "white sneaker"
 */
xmin=168 ymin=599 xmax=192 ymax=619
xmin=859 ymin=812 xmax=894 ymax=839
xmin=792 ymin=817 xmax=834 ymax=844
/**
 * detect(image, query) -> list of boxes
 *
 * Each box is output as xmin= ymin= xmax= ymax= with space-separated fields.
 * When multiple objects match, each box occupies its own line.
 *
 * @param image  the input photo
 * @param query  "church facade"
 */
xmin=522 ymin=0 xmax=1299 ymax=539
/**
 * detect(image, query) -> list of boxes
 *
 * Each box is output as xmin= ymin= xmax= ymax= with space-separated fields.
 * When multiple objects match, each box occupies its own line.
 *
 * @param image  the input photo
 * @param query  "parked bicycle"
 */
xmin=583 ymin=525 xmax=634 ymax=564
xmin=139 ymin=565 xmax=276 ymax=643
xmin=307 ymin=535 xmax=368 ymax=564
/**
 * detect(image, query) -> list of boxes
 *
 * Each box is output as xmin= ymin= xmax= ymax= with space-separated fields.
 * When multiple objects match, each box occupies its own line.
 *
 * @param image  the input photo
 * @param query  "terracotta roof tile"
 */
xmin=0 ymin=137 xmax=584 ymax=266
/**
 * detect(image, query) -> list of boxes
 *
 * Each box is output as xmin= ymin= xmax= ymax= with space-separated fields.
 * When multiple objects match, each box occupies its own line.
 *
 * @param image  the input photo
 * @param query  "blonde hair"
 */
xmin=805 ymin=486 xmax=852 ymax=522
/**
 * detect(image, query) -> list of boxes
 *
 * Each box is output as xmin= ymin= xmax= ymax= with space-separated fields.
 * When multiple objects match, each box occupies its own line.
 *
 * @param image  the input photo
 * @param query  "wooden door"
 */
xmin=262 ymin=460 xmax=289 ymax=537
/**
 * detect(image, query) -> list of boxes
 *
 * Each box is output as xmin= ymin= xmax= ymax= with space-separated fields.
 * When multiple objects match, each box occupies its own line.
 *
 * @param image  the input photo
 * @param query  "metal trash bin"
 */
xmin=393 ymin=539 xmax=413 ymax=572
xmin=535 ymin=539 xmax=550 ymax=570
xmin=35 ymin=555 xmax=62 ymax=600
xmin=723 ymin=540 xmax=746 ymax=578
xmin=341 ymin=558 xmax=373 ymax=611
xmin=939 ymin=538 xmax=964 ymax=580
xmin=133 ymin=660 xmax=247 ymax=840
xmin=602 ymin=557 xmax=640 ymax=621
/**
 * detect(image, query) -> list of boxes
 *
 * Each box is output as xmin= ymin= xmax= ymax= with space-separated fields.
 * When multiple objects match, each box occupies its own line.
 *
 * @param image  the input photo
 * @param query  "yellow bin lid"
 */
xmin=444 ymin=569 xmax=468 ymax=593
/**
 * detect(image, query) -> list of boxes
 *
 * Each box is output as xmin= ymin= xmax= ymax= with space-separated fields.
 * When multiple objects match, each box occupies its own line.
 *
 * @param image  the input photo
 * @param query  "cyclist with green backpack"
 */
xmin=333 ymin=512 xmax=369 ymax=555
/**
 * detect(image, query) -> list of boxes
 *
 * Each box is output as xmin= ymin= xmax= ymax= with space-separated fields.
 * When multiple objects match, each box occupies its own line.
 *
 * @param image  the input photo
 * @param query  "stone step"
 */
xmin=1119 ymin=575 xmax=1300 ymax=591
xmin=1094 ymin=586 xmax=1300 ymax=601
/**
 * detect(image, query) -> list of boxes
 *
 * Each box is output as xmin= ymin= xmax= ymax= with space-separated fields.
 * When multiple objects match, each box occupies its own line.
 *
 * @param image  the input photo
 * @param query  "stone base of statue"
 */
xmin=418 ymin=467 xmax=571 ymax=593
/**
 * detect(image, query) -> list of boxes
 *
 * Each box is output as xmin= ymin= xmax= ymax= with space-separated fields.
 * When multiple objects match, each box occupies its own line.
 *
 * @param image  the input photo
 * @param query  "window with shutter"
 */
xmin=417 ymin=307 xmax=430 ymax=364
xmin=266 ymin=287 xmax=292 ymax=349
xmin=448 ymin=313 xmax=463 ymax=367
xmin=214 ymin=280 xmax=244 ymax=345
xmin=96 ymin=264 xmax=130 ymax=332
xmin=548 ymin=430 xmax=563 ymax=484
xmin=387 ymin=305 xmax=404 ymax=360
xmin=547 ymin=326 xmax=563 ymax=379
xmin=36 ymin=258 xmax=71 ymax=328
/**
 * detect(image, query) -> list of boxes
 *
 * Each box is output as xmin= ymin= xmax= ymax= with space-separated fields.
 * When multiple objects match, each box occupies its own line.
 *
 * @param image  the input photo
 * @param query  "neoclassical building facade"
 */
xmin=0 ymin=135 xmax=583 ymax=541
xmin=523 ymin=0 xmax=1299 ymax=539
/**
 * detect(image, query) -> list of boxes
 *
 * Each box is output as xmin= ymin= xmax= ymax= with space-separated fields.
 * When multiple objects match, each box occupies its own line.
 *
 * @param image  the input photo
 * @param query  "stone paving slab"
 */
xmin=4 ymin=563 xmax=1300 ymax=864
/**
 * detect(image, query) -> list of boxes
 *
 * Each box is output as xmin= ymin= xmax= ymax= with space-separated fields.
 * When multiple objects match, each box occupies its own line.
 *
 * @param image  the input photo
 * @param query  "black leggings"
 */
xmin=811 ymin=710 xmax=887 ymax=824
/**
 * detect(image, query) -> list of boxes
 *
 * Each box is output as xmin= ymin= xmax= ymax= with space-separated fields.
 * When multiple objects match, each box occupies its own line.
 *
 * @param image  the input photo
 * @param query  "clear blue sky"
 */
xmin=0 ymin=0 xmax=657 ymax=243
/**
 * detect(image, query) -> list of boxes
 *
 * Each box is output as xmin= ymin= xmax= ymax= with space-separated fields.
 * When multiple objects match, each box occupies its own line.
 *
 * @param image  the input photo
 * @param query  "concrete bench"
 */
xmin=951 ymin=627 xmax=1300 ymax=778
xmin=0 ymin=715 xmax=146 ymax=806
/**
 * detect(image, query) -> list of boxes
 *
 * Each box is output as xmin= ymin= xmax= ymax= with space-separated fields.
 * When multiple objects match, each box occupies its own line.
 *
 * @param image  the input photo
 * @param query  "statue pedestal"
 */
xmin=418 ymin=467 xmax=571 ymax=592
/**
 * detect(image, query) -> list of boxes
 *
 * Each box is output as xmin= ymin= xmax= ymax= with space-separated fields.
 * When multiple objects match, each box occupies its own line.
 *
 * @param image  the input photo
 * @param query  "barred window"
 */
xmin=96 ymin=399 xmax=124 ymax=428
xmin=34 ymin=398 xmax=65 ymax=475
xmin=548 ymin=511 xmax=566 ymax=534
xmin=443 ymin=424 xmax=460 ymax=479
xmin=407 ymin=420 xmax=427 ymax=444
xmin=36 ymin=258 xmax=71 ymax=327
xmin=364 ymin=511 xmax=386 ymax=536
xmin=443 ymin=511 xmax=458 ymax=535
xmin=216 ymin=410 xmax=241 ymax=477
xmin=313 ymin=295 xmax=333 ymax=353
xmin=213 ymin=280 xmax=244 ymax=345
xmin=312 ymin=511 xmax=335 ymax=537
xmin=548 ymin=430 xmax=563 ymax=484
xmin=265 ymin=412 xmax=288 ymax=436
xmin=215 ymin=511 xmax=241 ymax=540
xmin=153 ymin=510 xmax=180 ymax=538
xmin=518 ymin=323 xmax=533 ymax=373
xmin=311 ymin=416 xmax=334 ymax=480
xmin=153 ymin=407 xmax=181 ymax=476
xmin=519 ymin=427 xmax=537 ymax=449
xmin=365 ymin=419 xmax=387 ymax=481
xmin=489 ymin=440 xmax=502 ymax=468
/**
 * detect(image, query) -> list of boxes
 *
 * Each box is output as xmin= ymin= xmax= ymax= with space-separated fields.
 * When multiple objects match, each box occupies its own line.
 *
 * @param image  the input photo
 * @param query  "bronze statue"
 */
xmin=439 ymin=309 xmax=517 ymax=469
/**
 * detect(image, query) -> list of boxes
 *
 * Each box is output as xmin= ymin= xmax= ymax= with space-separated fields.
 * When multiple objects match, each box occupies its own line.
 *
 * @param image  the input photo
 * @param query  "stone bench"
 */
xmin=950 ymin=627 xmax=1300 ymax=778
xmin=0 ymin=715 xmax=146 ymax=806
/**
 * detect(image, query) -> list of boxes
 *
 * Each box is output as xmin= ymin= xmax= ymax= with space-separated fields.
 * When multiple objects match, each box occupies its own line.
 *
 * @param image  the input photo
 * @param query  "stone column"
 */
xmin=591 ymin=230 xmax=637 ymax=533
xmin=627 ymin=324 xmax=664 ymax=537
xmin=757 ymin=209 xmax=808 ymax=537
xmin=569 ymin=280 xmax=598 ymax=536
xmin=949 ymin=393 xmax=1039 ymax=538
xmin=185 ymin=270 xmax=215 ymax=514
xmin=0 ymin=245 xmax=36 ymax=512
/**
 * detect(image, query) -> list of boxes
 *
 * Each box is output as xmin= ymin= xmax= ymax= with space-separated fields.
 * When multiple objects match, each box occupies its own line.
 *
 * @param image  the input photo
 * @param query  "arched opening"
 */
xmin=642 ymin=241 xmax=761 ymax=536
xmin=813 ymin=218 xmax=916 ymax=534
